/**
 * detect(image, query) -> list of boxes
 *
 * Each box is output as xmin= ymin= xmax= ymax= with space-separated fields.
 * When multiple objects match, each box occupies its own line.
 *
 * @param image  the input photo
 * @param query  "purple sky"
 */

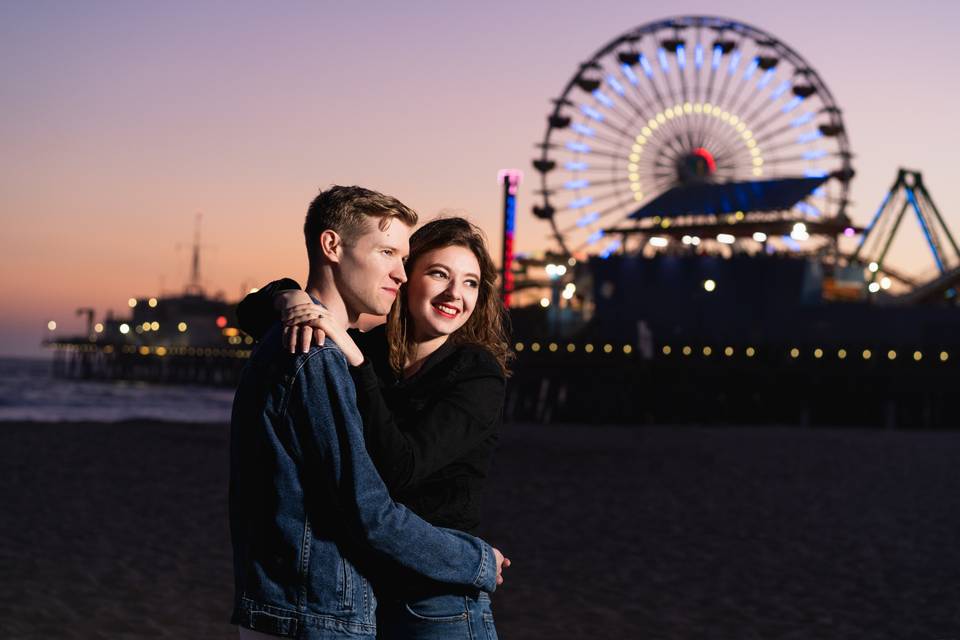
xmin=2 ymin=1 xmax=959 ymax=356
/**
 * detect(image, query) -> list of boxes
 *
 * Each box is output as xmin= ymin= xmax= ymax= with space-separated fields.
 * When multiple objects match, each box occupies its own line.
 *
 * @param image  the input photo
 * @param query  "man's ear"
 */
xmin=319 ymin=229 xmax=343 ymax=263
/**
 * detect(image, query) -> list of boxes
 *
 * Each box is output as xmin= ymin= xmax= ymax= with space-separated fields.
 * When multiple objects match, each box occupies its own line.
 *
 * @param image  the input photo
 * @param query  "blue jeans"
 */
xmin=377 ymin=591 xmax=498 ymax=640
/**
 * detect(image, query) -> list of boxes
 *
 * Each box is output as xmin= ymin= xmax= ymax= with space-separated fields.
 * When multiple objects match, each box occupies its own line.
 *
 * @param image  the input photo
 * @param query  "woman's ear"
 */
xmin=319 ymin=229 xmax=343 ymax=263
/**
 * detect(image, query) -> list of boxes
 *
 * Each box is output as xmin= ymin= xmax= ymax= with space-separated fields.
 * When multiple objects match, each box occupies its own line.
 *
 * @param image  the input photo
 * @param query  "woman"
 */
xmin=237 ymin=217 xmax=512 ymax=640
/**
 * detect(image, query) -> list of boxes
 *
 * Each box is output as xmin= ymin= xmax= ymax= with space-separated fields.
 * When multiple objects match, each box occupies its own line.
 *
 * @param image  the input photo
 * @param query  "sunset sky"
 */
xmin=3 ymin=0 xmax=958 ymax=357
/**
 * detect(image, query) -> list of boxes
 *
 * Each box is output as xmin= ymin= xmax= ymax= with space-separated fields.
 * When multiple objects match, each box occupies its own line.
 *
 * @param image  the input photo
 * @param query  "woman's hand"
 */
xmin=281 ymin=307 xmax=364 ymax=366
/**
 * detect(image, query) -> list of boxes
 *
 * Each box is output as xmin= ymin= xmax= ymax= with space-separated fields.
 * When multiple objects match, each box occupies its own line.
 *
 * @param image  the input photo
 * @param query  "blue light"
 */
xmin=571 ymin=123 xmax=595 ymax=137
xmin=804 ymin=169 xmax=828 ymax=178
xmin=797 ymin=129 xmax=823 ymax=143
xmin=565 ymin=141 xmax=591 ymax=153
xmin=579 ymin=104 xmax=605 ymax=122
xmin=569 ymin=196 xmax=593 ymax=209
xmin=695 ymin=43 xmax=704 ymax=69
xmin=728 ymin=50 xmax=742 ymax=75
xmin=592 ymin=90 xmax=614 ymax=108
xmin=906 ymin=187 xmax=946 ymax=273
xmin=657 ymin=47 xmax=669 ymax=72
xmin=712 ymin=45 xmax=723 ymax=70
xmin=743 ymin=57 xmax=759 ymax=80
xmin=640 ymin=54 xmax=654 ymax=77
xmin=803 ymin=149 xmax=828 ymax=160
xmin=564 ymin=161 xmax=589 ymax=171
xmin=577 ymin=211 xmax=600 ymax=227
xmin=676 ymin=44 xmax=686 ymax=70
xmin=606 ymin=74 xmax=626 ymax=96
xmin=621 ymin=63 xmax=639 ymax=85
xmin=770 ymin=80 xmax=790 ymax=100
xmin=781 ymin=96 xmax=803 ymax=113
xmin=790 ymin=112 xmax=815 ymax=127
xmin=813 ymin=186 xmax=826 ymax=197
xmin=586 ymin=229 xmax=605 ymax=244
xmin=757 ymin=69 xmax=775 ymax=89
xmin=796 ymin=201 xmax=822 ymax=217
xmin=564 ymin=179 xmax=590 ymax=190
xmin=599 ymin=240 xmax=622 ymax=258
xmin=781 ymin=235 xmax=801 ymax=251
xmin=859 ymin=191 xmax=891 ymax=245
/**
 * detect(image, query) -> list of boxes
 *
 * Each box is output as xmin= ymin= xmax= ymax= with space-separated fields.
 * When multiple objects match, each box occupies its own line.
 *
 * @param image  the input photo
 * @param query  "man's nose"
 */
xmin=391 ymin=260 xmax=407 ymax=285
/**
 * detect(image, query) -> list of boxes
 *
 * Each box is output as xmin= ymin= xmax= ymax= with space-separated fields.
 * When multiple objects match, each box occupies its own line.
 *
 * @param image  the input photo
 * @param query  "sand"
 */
xmin=1 ymin=421 xmax=958 ymax=639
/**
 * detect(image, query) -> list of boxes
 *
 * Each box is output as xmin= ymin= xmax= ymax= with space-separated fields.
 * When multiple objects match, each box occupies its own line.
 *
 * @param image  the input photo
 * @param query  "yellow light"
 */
xmin=142 ymin=322 xmax=152 ymax=331
xmin=742 ymin=130 xmax=753 ymax=140
xmin=703 ymin=102 xmax=713 ymax=114
xmin=138 ymin=346 xmax=150 ymax=356
xmin=567 ymin=343 xmax=576 ymax=352
xmin=635 ymin=135 xmax=646 ymax=144
xmin=736 ymin=122 xmax=746 ymax=132
xmin=603 ymin=343 xmax=613 ymax=353
xmin=178 ymin=322 xmax=188 ymax=332
xmin=838 ymin=349 xmax=847 ymax=359
xmin=753 ymin=168 xmax=763 ymax=177
xmin=629 ymin=153 xmax=640 ymax=162
xmin=724 ymin=347 xmax=734 ymax=356
xmin=693 ymin=103 xmax=703 ymax=113
xmin=515 ymin=342 xmax=524 ymax=351
xmin=548 ymin=342 xmax=558 ymax=352
xmin=863 ymin=349 xmax=872 ymax=360
xmin=629 ymin=173 xmax=639 ymax=181
xmin=585 ymin=344 xmax=595 ymax=353
xmin=642 ymin=126 xmax=652 ymax=136
xmin=703 ymin=279 xmax=716 ymax=292
xmin=630 ymin=183 xmax=641 ymax=191
xmin=656 ymin=113 xmax=666 ymax=124
xmin=119 ymin=323 xmax=130 ymax=335
xmin=753 ymin=157 xmax=763 ymax=166
xmin=735 ymin=211 xmax=745 ymax=220
xmin=223 ymin=327 xmax=239 ymax=337
xmin=665 ymin=107 xmax=675 ymax=118
xmin=814 ymin=348 xmax=823 ymax=359
xmin=150 ymin=321 xmax=159 ymax=331
xmin=128 ymin=298 xmax=138 ymax=308
xmin=628 ymin=163 xmax=638 ymax=171
xmin=913 ymin=351 xmax=922 ymax=361
xmin=634 ymin=192 xmax=644 ymax=201
xmin=720 ymin=111 xmax=730 ymax=121
xmin=148 ymin=297 xmax=158 ymax=308
xmin=662 ymin=345 xmax=672 ymax=355
xmin=47 ymin=320 xmax=57 ymax=331
xmin=729 ymin=115 xmax=739 ymax=125
xmin=244 ymin=336 xmax=254 ymax=345
xmin=682 ymin=346 xmax=692 ymax=356
xmin=887 ymin=350 xmax=897 ymax=360
xmin=683 ymin=102 xmax=693 ymax=113
xmin=940 ymin=351 xmax=949 ymax=362
xmin=623 ymin=344 xmax=633 ymax=354
xmin=790 ymin=348 xmax=800 ymax=358
xmin=746 ymin=347 xmax=756 ymax=357
xmin=746 ymin=139 xmax=757 ymax=148
xmin=750 ymin=147 xmax=760 ymax=156
xmin=540 ymin=297 xmax=550 ymax=308
xmin=531 ymin=342 xmax=541 ymax=352
xmin=155 ymin=346 xmax=167 ymax=357
xmin=94 ymin=323 xmax=104 ymax=333
xmin=631 ymin=144 xmax=641 ymax=153
xmin=703 ymin=346 xmax=713 ymax=356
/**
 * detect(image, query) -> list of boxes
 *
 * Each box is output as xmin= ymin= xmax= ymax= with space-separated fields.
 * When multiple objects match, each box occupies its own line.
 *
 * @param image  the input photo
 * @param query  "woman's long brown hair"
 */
xmin=386 ymin=217 xmax=513 ymax=377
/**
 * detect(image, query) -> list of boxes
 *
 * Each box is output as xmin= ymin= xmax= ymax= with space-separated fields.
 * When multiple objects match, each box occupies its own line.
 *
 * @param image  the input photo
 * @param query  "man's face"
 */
xmin=335 ymin=217 xmax=411 ymax=318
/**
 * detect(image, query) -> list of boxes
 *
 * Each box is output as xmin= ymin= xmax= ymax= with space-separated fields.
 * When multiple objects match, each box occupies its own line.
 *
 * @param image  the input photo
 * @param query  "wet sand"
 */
xmin=1 ymin=421 xmax=958 ymax=638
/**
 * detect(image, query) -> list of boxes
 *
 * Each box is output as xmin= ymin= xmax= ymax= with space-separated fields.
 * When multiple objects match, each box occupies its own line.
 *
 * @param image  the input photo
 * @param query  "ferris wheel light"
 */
xmin=782 ymin=96 xmax=803 ymax=113
xmin=627 ymin=163 xmax=638 ymax=171
xmin=729 ymin=115 xmax=739 ymax=126
xmin=683 ymin=102 xmax=693 ymax=113
xmin=649 ymin=237 xmax=669 ymax=248
xmin=665 ymin=107 xmax=676 ymax=118
xmin=629 ymin=173 xmax=639 ymax=181
xmin=629 ymin=153 xmax=640 ymax=162
xmin=593 ymin=90 xmax=614 ymax=108
xmin=753 ymin=232 xmax=768 ymax=242
xmin=868 ymin=282 xmax=881 ymax=293
xmin=606 ymin=74 xmax=626 ymax=96
xmin=620 ymin=63 xmax=639 ymax=85
xmin=868 ymin=262 xmax=879 ymax=273
xmin=753 ymin=168 xmax=763 ymax=176
xmin=717 ymin=233 xmax=735 ymax=244
xmin=791 ymin=111 xmax=816 ymax=127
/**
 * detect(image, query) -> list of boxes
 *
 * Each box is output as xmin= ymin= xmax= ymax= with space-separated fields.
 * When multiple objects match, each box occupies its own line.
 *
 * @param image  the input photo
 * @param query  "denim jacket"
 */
xmin=229 ymin=325 xmax=497 ymax=639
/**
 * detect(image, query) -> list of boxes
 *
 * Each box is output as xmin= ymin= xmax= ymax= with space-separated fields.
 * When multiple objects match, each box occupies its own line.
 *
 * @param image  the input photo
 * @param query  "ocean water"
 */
xmin=0 ymin=358 xmax=235 ymax=423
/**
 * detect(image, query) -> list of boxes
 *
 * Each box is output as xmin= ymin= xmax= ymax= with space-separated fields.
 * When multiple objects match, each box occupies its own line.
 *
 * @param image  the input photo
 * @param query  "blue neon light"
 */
xmin=579 ymin=104 xmax=605 ymax=122
xmin=505 ymin=194 xmax=516 ymax=233
xmin=712 ymin=45 xmax=722 ymax=70
xmin=796 ymin=201 xmax=822 ymax=217
xmin=797 ymin=129 xmax=823 ymax=143
xmin=790 ymin=112 xmax=815 ymax=127
xmin=781 ymin=96 xmax=803 ymax=113
xmin=804 ymin=169 xmax=828 ymax=178
xmin=640 ymin=54 xmax=654 ymax=77
xmin=564 ymin=179 xmax=590 ymax=190
xmin=906 ymin=187 xmax=946 ymax=273
xmin=606 ymin=74 xmax=625 ymax=96
xmin=568 ymin=196 xmax=593 ymax=209
xmin=676 ymin=44 xmax=686 ymax=70
xmin=813 ymin=186 xmax=826 ymax=197
xmin=571 ymin=122 xmax=595 ymax=137
xmin=743 ymin=57 xmax=759 ymax=80
xmin=657 ymin=47 xmax=669 ymax=72
xmin=728 ymin=50 xmax=742 ymax=75
xmin=621 ymin=63 xmax=639 ymax=85
xmin=695 ymin=43 xmax=704 ymax=69
xmin=586 ymin=229 xmax=605 ymax=244
xmin=577 ymin=211 xmax=601 ymax=227
xmin=770 ymin=80 xmax=790 ymax=100
xmin=803 ymin=149 xmax=828 ymax=160
xmin=565 ymin=141 xmax=591 ymax=153
xmin=599 ymin=239 xmax=622 ymax=258
xmin=592 ymin=90 xmax=614 ymax=108
xmin=859 ymin=191 xmax=891 ymax=248
xmin=564 ymin=161 xmax=589 ymax=171
xmin=781 ymin=235 xmax=801 ymax=251
xmin=757 ymin=69 xmax=775 ymax=89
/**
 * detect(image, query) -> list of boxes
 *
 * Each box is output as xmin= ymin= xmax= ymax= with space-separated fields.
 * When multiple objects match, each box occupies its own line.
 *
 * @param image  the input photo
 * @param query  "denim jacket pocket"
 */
xmin=338 ymin=557 xmax=357 ymax=610
xmin=402 ymin=593 xmax=469 ymax=622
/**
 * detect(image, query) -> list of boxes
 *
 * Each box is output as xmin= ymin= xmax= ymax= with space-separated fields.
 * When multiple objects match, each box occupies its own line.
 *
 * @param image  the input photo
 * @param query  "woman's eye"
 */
xmin=465 ymin=280 xmax=479 ymax=288
xmin=428 ymin=270 xmax=448 ymax=279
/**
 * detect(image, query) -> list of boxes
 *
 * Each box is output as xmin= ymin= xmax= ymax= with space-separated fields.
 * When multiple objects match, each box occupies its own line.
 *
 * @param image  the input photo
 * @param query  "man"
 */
xmin=229 ymin=186 xmax=506 ymax=639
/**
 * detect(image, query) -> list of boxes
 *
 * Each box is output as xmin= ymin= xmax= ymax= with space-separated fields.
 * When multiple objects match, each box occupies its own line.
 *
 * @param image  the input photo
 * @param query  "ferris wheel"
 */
xmin=532 ymin=16 xmax=854 ymax=257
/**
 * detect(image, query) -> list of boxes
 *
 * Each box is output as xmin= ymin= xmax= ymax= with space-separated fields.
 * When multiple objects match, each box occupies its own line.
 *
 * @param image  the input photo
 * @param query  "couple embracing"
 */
xmin=229 ymin=185 xmax=512 ymax=640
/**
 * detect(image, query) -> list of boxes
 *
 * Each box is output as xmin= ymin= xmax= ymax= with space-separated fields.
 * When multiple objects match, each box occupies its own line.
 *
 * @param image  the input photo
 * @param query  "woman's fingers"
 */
xmin=298 ymin=325 xmax=313 ymax=353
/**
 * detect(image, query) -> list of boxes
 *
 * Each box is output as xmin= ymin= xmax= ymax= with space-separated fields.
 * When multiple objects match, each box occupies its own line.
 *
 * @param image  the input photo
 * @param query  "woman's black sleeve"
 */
xmin=236 ymin=278 xmax=301 ymax=341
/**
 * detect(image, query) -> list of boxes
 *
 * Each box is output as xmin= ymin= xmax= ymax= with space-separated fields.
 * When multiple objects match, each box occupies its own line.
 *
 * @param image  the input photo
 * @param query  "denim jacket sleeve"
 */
xmin=290 ymin=345 xmax=498 ymax=592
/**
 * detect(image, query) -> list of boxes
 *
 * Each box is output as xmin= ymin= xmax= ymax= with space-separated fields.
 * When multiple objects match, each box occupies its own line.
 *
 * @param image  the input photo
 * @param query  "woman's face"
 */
xmin=405 ymin=244 xmax=482 ymax=341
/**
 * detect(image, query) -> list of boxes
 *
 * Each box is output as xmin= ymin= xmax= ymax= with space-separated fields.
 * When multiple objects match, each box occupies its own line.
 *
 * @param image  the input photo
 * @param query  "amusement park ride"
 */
xmin=47 ymin=15 xmax=960 ymax=426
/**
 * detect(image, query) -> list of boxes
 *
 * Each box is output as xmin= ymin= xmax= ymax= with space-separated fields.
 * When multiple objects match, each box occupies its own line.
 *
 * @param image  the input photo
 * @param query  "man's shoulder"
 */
xmin=248 ymin=327 xmax=349 ymax=382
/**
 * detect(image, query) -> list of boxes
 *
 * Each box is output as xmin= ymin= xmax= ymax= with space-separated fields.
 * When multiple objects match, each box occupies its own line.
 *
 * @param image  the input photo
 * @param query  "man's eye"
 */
xmin=381 ymin=249 xmax=394 ymax=256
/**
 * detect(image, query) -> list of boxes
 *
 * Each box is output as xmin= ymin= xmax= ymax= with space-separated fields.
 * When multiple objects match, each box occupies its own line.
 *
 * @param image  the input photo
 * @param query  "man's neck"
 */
xmin=305 ymin=271 xmax=357 ymax=329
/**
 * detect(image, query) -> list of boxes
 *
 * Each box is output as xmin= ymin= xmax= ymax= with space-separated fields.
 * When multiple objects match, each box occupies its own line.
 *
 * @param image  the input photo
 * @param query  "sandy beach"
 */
xmin=1 ymin=420 xmax=958 ymax=639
